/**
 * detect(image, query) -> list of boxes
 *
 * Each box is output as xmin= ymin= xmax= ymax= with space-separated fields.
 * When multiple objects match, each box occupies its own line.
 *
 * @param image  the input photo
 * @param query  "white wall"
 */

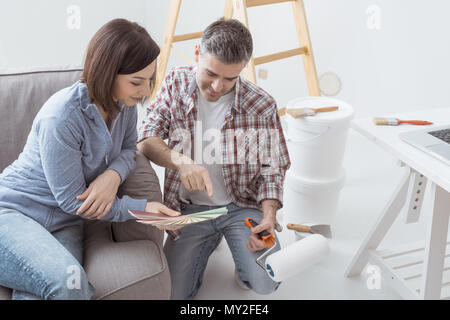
xmin=1 ymin=0 xmax=449 ymax=117
xmin=145 ymin=0 xmax=450 ymax=117
xmin=0 ymin=0 xmax=148 ymax=68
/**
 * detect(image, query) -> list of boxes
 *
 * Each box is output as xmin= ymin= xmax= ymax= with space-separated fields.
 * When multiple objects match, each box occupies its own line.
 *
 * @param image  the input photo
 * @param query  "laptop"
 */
xmin=399 ymin=125 xmax=450 ymax=166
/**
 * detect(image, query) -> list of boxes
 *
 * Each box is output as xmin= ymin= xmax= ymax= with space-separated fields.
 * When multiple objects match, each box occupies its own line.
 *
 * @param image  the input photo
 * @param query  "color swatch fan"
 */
xmin=129 ymin=207 xmax=228 ymax=226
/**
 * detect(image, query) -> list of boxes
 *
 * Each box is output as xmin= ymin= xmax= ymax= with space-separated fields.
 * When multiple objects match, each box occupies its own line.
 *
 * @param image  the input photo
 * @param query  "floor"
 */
xmin=154 ymin=128 xmax=450 ymax=300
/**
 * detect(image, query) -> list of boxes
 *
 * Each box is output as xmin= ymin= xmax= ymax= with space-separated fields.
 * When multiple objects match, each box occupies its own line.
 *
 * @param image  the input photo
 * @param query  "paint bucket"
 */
xmin=283 ymin=169 xmax=346 ymax=226
xmin=285 ymin=96 xmax=354 ymax=181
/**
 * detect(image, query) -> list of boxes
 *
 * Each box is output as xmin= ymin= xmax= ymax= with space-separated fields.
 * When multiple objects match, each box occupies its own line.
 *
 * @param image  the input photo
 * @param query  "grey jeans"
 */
xmin=164 ymin=202 xmax=281 ymax=299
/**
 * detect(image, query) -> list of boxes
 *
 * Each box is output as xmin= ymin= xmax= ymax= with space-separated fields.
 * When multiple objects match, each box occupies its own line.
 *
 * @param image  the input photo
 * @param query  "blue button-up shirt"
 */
xmin=0 ymin=80 xmax=146 ymax=232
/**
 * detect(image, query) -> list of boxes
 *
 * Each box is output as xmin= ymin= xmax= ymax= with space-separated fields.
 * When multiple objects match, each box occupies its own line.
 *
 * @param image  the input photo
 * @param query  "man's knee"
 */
xmin=118 ymin=151 xmax=162 ymax=202
xmin=237 ymin=266 xmax=279 ymax=295
xmin=249 ymin=277 xmax=280 ymax=295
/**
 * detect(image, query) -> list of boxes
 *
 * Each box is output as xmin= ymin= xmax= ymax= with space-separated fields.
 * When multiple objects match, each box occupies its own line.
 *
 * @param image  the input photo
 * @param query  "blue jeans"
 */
xmin=164 ymin=203 xmax=281 ymax=299
xmin=0 ymin=207 xmax=95 ymax=300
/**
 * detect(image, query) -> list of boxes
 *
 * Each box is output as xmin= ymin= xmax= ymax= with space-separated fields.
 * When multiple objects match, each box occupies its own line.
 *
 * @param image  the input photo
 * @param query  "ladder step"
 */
xmin=246 ymin=0 xmax=293 ymax=8
xmin=173 ymin=31 xmax=203 ymax=42
xmin=254 ymin=47 xmax=308 ymax=65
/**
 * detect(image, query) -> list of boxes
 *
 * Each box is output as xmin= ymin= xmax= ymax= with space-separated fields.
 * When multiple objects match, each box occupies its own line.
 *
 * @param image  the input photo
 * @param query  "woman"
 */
xmin=0 ymin=19 xmax=179 ymax=300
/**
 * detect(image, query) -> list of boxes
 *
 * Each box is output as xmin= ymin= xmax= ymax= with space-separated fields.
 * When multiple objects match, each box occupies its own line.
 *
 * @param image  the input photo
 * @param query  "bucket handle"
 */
xmin=286 ymin=126 xmax=330 ymax=143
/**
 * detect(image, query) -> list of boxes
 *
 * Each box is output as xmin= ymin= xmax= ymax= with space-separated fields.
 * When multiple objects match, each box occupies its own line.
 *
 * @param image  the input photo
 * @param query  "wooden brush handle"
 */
xmin=287 ymin=223 xmax=312 ymax=233
xmin=312 ymin=106 xmax=339 ymax=113
xmin=279 ymin=106 xmax=338 ymax=117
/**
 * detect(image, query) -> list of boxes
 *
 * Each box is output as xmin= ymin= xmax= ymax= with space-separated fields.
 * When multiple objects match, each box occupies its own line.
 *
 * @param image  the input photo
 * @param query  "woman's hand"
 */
xmin=145 ymin=201 xmax=180 ymax=216
xmin=145 ymin=202 xmax=183 ymax=231
xmin=76 ymin=169 xmax=121 ymax=219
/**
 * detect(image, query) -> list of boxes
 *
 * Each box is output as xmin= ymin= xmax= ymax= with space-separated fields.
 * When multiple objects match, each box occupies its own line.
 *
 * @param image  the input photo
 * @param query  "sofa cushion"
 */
xmin=0 ymin=66 xmax=82 ymax=171
xmin=113 ymin=151 xmax=164 ymax=245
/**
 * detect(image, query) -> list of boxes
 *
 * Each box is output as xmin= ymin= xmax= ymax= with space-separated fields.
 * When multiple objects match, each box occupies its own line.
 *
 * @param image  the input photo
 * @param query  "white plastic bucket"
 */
xmin=285 ymin=97 xmax=354 ymax=181
xmin=283 ymin=169 xmax=346 ymax=226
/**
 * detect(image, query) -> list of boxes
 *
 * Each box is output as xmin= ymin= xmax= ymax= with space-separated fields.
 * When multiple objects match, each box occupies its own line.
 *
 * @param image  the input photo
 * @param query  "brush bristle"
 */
xmin=287 ymin=108 xmax=312 ymax=118
xmin=373 ymin=117 xmax=398 ymax=125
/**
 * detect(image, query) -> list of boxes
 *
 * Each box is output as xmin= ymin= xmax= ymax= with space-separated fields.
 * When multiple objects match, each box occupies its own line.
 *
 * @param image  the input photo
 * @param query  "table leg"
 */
xmin=345 ymin=167 xmax=411 ymax=277
xmin=420 ymin=183 xmax=450 ymax=299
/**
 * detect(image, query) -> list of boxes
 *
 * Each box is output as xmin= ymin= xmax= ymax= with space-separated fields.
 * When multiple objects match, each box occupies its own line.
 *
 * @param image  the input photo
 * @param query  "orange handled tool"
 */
xmin=244 ymin=217 xmax=276 ymax=247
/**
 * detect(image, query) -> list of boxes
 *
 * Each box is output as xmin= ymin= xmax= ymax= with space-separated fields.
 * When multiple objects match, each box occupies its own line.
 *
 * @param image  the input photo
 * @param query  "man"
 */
xmin=138 ymin=18 xmax=290 ymax=299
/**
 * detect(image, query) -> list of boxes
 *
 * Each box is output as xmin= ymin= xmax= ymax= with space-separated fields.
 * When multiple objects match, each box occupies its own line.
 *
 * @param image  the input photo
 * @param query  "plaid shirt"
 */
xmin=138 ymin=66 xmax=290 ymax=238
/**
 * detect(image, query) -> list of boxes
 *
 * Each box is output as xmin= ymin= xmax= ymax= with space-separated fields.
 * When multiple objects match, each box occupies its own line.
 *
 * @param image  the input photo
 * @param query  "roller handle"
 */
xmin=244 ymin=217 xmax=276 ymax=247
xmin=286 ymin=223 xmax=312 ymax=233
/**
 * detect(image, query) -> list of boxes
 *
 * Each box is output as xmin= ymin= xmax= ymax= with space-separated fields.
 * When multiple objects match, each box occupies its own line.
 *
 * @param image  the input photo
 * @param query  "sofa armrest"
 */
xmin=83 ymin=220 xmax=170 ymax=300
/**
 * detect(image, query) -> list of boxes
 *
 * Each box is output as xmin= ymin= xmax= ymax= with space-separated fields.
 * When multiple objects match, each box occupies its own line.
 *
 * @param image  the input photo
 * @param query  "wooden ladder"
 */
xmin=152 ymin=0 xmax=320 ymax=101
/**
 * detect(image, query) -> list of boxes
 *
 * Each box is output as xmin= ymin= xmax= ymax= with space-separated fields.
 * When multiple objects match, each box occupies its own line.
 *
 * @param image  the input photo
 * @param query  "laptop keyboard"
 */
xmin=429 ymin=128 xmax=450 ymax=144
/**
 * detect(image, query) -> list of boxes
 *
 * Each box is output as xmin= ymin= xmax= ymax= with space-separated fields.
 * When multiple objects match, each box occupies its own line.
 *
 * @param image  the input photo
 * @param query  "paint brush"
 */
xmin=373 ymin=117 xmax=433 ymax=126
xmin=287 ymin=106 xmax=339 ymax=118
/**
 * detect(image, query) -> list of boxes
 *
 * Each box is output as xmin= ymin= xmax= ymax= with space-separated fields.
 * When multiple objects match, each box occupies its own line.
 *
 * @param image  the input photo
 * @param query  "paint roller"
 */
xmin=245 ymin=217 xmax=330 ymax=282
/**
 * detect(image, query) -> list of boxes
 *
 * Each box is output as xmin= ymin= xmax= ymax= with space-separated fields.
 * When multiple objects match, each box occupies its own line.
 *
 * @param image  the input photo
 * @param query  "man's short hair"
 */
xmin=200 ymin=18 xmax=253 ymax=64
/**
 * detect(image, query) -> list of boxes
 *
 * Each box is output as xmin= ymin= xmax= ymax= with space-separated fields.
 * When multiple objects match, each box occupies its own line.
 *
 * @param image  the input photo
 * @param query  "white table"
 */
xmin=345 ymin=107 xmax=450 ymax=299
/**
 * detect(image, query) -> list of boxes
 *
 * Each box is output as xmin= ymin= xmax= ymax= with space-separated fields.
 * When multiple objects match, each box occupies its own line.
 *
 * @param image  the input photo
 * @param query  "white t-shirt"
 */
xmin=179 ymin=90 xmax=234 ymax=206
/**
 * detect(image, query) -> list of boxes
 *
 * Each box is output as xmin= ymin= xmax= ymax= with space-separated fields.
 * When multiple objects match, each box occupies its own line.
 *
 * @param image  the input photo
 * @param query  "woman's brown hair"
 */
xmin=81 ymin=19 xmax=160 ymax=115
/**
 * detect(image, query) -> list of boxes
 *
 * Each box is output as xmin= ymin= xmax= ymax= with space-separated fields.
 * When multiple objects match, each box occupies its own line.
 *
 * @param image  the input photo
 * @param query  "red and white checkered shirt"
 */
xmin=138 ymin=66 xmax=290 ymax=215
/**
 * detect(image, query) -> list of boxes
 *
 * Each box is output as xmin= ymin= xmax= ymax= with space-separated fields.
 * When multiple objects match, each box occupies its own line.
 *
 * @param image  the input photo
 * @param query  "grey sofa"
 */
xmin=0 ymin=66 xmax=170 ymax=299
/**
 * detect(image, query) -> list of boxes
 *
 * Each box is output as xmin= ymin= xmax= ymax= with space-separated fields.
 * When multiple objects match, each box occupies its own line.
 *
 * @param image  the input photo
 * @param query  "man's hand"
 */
xmin=179 ymin=163 xmax=214 ymax=197
xmin=138 ymin=137 xmax=214 ymax=197
xmin=76 ymin=169 xmax=121 ymax=219
xmin=246 ymin=200 xmax=279 ymax=252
